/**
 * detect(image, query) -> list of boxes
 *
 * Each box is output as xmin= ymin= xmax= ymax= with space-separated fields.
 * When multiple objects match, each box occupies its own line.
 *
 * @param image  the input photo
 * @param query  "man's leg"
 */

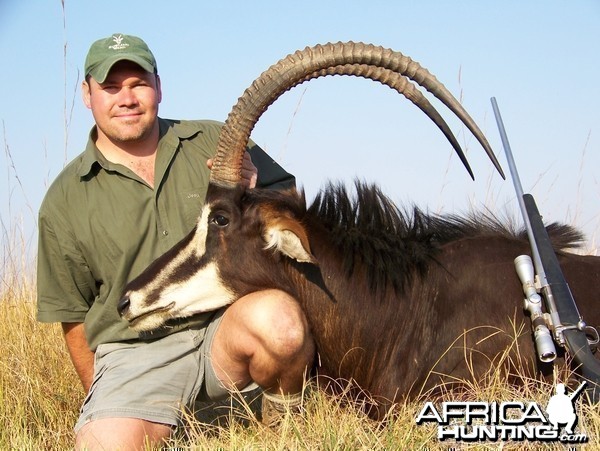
xmin=73 ymin=328 xmax=208 ymax=450
xmin=76 ymin=418 xmax=171 ymax=450
xmin=209 ymin=289 xmax=315 ymax=414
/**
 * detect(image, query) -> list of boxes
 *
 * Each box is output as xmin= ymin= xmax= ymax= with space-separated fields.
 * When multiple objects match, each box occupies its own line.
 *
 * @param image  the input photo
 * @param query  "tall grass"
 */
xmin=2 ymin=289 xmax=598 ymax=450
xmin=0 ymin=292 xmax=81 ymax=450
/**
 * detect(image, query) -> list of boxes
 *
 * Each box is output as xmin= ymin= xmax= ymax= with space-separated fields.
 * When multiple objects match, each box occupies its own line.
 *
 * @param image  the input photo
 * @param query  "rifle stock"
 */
xmin=524 ymin=194 xmax=600 ymax=402
xmin=491 ymin=97 xmax=600 ymax=403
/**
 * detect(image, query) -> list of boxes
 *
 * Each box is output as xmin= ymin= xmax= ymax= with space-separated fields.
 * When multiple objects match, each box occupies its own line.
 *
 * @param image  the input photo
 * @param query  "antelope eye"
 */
xmin=212 ymin=214 xmax=229 ymax=227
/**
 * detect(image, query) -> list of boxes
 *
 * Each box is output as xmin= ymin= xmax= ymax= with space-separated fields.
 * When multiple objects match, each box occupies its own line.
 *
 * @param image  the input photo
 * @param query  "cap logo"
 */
xmin=108 ymin=34 xmax=129 ymax=51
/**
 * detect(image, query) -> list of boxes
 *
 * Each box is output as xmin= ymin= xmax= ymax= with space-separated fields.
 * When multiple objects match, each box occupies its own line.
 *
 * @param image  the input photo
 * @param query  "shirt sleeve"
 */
xmin=36 ymin=203 xmax=97 ymax=324
xmin=249 ymin=142 xmax=296 ymax=190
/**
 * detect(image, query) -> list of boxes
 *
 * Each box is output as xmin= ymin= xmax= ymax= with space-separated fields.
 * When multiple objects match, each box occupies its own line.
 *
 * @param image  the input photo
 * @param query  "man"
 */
xmin=37 ymin=33 xmax=314 ymax=450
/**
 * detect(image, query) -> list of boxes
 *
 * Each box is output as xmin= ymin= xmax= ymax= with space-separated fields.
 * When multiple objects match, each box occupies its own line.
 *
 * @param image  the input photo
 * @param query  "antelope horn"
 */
xmin=209 ymin=41 xmax=504 ymax=187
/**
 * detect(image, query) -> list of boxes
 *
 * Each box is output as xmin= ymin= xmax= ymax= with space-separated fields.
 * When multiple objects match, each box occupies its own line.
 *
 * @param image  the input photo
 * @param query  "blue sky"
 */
xmin=1 ymin=0 xmax=599 ymax=264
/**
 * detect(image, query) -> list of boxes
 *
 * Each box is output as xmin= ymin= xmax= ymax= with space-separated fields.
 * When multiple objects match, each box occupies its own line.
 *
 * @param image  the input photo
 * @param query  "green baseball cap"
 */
xmin=84 ymin=33 xmax=157 ymax=83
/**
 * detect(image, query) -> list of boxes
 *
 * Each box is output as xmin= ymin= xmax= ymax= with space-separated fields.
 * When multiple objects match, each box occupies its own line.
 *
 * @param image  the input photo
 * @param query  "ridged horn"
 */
xmin=209 ymin=42 xmax=504 ymax=187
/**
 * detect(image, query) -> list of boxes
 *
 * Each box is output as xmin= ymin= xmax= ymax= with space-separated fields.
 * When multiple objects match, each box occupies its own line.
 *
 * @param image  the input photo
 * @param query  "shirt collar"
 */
xmin=77 ymin=117 xmax=203 ymax=178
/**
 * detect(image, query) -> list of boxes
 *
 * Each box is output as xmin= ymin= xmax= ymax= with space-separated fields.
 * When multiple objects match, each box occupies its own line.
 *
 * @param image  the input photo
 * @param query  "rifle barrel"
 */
xmin=490 ymin=98 xmax=557 ymax=320
xmin=491 ymin=97 xmax=600 ymax=403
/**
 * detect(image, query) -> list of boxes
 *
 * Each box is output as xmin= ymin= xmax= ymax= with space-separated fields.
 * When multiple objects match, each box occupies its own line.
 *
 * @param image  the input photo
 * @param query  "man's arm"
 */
xmin=62 ymin=322 xmax=95 ymax=393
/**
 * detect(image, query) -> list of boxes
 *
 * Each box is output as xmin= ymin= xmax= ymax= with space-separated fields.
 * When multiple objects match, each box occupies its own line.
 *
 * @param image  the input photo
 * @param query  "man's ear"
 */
xmin=155 ymin=74 xmax=162 ymax=104
xmin=82 ymin=80 xmax=92 ymax=109
xmin=263 ymin=218 xmax=317 ymax=264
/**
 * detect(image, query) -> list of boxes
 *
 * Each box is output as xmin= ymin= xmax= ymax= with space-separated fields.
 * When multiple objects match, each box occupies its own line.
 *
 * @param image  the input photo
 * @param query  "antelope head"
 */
xmin=118 ymin=42 xmax=503 ymax=332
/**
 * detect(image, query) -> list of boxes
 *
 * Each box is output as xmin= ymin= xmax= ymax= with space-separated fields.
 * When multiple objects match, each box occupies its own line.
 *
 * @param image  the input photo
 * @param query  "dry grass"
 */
xmin=0 ymin=292 xmax=81 ymax=450
xmin=2 ymin=290 xmax=598 ymax=450
xmin=172 ymin=387 xmax=435 ymax=450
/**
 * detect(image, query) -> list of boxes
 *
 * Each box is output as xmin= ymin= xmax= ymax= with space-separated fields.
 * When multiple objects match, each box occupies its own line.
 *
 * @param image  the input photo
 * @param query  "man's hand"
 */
xmin=207 ymin=151 xmax=258 ymax=189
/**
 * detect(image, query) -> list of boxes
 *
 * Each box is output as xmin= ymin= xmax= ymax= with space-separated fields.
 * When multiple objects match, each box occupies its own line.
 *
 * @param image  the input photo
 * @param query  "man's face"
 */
xmin=82 ymin=60 xmax=162 ymax=146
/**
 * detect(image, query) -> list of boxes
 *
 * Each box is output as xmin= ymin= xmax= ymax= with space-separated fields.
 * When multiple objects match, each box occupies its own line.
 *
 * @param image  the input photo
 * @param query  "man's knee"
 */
xmin=75 ymin=417 xmax=172 ymax=450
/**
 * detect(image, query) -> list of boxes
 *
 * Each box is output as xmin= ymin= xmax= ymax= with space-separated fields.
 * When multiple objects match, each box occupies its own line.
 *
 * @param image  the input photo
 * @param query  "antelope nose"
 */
xmin=117 ymin=295 xmax=131 ymax=317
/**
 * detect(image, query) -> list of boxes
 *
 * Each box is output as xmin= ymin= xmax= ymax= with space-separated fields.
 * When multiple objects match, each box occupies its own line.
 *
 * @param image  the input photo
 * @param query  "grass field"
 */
xmin=1 ymin=285 xmax=598 ymax=450
xmin=1 ymin=159 xmax=598 ymax=449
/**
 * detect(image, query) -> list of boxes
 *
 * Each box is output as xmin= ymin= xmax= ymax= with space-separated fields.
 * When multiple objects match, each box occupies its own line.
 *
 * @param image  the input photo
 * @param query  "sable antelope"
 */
xmin=118 ymin=42 xmax=599 ymax=416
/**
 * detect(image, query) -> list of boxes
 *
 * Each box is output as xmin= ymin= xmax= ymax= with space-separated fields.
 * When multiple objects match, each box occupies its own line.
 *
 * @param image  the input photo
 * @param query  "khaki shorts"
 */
xmin=74 ymin=309 xmax=259 ymax=432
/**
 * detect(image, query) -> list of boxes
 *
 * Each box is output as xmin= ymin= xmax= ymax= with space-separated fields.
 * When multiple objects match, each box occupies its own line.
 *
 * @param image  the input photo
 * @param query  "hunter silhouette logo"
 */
xmin=546 ymin=382 xmax=586 ymax=435
xmin=416 ymin=381 xmax=588 ymax=444
xmin=108 ymin=34 xmax=129 ymax=51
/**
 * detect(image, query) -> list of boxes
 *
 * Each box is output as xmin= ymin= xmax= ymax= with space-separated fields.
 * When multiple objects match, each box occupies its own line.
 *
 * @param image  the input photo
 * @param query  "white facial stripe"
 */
xmin=125 ymin=203 xmax=238 ymax=330
xmin=166 ymin=262 xmax=236 ymax=315
xmin=134 ymin=205 xmax=212 ymax=300
xmin=129 ymin=262 xmax=236 ymax=332
xmin=192 ymin=205 xmax=211 ymax=257
xmin=130 ymin=312 xmax=168 ymax=332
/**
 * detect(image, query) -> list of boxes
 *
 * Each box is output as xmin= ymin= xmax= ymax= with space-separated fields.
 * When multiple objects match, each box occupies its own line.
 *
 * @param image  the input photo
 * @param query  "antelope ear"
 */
xmin=264 ymin=219 xmax=317 ymax=264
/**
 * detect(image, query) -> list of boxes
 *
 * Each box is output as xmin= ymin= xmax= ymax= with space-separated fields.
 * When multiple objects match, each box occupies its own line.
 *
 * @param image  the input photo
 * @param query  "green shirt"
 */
xmin=37 ymin=118 xmax=294 ymax=350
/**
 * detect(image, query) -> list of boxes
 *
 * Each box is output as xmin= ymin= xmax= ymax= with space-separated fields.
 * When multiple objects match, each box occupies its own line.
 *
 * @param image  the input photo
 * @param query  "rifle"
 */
xmin=568 ymin=381 xmax=587 ymax=402
xmin=491 ymin=97 xmax=600 ymax=403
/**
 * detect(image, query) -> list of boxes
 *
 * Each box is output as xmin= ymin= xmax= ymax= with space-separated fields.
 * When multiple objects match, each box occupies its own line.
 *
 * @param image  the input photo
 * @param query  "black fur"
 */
xmin=308 ymin=180 xmax=584 ymax=297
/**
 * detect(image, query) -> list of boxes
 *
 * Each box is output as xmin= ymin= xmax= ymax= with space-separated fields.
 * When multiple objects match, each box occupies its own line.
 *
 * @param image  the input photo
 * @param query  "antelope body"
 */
xmin=118 ymin=43 xmax=600 ymax=416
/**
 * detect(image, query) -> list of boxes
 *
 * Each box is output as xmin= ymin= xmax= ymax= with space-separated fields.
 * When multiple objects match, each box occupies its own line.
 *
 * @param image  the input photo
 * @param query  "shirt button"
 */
xmin=162 ymin=230 xmax=169 ymax=236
